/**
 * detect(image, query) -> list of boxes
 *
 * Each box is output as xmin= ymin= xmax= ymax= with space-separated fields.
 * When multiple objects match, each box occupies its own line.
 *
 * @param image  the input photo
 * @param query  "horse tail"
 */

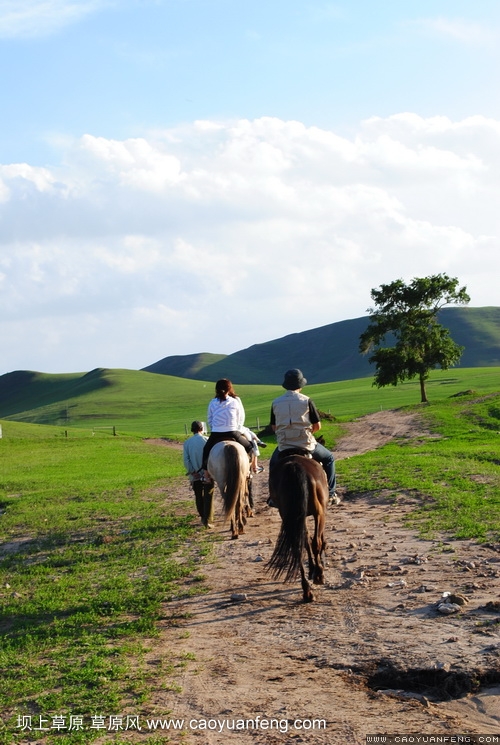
xmin=221 ymin=443 xmax=244 ymax=519
xmin=267 ymin=460 xmax=308 ymax=582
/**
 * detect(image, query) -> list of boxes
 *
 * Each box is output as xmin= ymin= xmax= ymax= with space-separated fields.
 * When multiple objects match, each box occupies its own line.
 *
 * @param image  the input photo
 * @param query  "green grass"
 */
xmin=1 ymin=366 xmax=499 ymax=437
xmin=0 ymin=427 xmax=208 ymax=744
xmin=1 ymin=370 xmax=500 ymax=743
xmin=337 ymin=391 xmax=500 ymax=542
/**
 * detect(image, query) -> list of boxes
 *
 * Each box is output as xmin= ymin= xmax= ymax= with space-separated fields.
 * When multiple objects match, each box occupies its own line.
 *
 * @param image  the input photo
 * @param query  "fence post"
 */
xmin=113 ymin=426 xmax=116 ymax=436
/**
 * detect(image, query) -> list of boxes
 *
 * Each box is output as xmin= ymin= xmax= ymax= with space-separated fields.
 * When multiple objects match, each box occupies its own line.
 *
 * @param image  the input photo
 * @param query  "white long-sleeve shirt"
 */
xmin=207 ymin=396 xmax=245 ymax=432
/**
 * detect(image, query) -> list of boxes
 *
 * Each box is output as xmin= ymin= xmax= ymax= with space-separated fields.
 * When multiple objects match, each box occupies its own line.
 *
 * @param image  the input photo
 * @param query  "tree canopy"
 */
xmin=359 ymin=274 xmax=470 ymax=403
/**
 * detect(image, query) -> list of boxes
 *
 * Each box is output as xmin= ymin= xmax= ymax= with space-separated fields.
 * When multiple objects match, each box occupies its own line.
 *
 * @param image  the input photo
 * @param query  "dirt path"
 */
xmin=146 ymin=410 xmax=500 ymax=743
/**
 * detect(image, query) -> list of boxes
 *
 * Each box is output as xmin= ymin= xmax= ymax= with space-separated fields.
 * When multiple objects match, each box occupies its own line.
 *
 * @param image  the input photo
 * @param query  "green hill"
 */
xmin=2 ymin=365 xmax=500 ymax=437
xmin=0 ymin=368 xmax=277 ymax=435
xmin=143 ymin=352 xmax=227 ymax=378
xmin=0 ymin=368 xmax=110 ymax=419
xmin=1 ymin=306 xmax=499 ymax=434
xmin=440 ymin=306 xmax=500 ymax=368
xmin=142 ymin=306 xmax=500 ymax=384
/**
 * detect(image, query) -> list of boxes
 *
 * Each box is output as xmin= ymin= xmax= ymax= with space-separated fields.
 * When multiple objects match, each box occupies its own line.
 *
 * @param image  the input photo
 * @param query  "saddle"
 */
xmin=278 ymin=447 xmax=312 ymax=460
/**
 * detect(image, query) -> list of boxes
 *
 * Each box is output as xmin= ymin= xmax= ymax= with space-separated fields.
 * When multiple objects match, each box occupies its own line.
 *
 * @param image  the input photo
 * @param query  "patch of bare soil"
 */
xmin=144 ymin=437 xmax=184 ymax=451
xmin=146 ymin=410 xmax=500 ymax=743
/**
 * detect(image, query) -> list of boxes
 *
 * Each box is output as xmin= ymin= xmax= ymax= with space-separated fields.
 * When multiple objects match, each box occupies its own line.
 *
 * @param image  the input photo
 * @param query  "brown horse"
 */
xmin=267 ymin=453 xmax=328 ymax=602
xmin=208 ymin=440 xmax=252 ymax=539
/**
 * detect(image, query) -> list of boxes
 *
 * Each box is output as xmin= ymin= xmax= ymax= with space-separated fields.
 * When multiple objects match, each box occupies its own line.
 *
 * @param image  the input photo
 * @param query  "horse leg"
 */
xmin=303 ymin=519 xmax=320 ymax=583
xmin=311 ymin=513 xmax=326 ymax=585
xmin=230 ymin=514 xmax=239 ymax=539
xmin=300 ymin=560 xmax=314 ymax=603
xmin=229 ymin=493 xmax=240 ymax=539
xmin=246 ymin=477 xmax=254 ymax=516
xmin=238 ymin=503 xmax=247 ymax=535
xmin=230 ymin=499 xmax=246 ymax=538
xmin=311 ymin=546 xmax=325 ymax=585
xmin=305 ymin=532 xmax=315 ymax=581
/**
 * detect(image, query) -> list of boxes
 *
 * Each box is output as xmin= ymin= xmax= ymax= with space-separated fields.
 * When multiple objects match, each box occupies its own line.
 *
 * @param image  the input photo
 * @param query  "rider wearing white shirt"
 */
xmin=202 ymin=379 xmax=253 ymax=475
xmin=208 ymin=393 xmax=245 ymax=432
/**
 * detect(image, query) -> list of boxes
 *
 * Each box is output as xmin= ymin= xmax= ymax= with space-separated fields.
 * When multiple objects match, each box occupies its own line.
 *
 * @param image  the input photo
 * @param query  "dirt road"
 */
xmin=145 ymin=410 xmax=500 ymax=743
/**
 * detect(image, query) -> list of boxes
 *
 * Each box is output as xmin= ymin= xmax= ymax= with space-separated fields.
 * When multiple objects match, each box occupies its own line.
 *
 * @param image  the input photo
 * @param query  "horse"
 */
xmin=207 ymin=440 xmax=252 ymax=539
xmin=267 ymin=452 xmax=328 ymax=603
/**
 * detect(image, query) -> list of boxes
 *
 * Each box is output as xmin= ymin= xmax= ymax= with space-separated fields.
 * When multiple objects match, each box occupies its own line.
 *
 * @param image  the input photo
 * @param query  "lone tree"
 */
xmin=359 ymin=274 xmax=470 ymax=403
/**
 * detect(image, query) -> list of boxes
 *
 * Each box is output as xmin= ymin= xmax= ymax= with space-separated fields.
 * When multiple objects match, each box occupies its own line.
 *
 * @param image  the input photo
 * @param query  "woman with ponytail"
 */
xmin=202 ymin=379 xmax=253 ymax=479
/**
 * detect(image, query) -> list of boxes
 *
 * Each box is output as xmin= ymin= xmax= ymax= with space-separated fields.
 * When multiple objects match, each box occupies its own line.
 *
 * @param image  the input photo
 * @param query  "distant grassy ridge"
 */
xmin=0 ymin=368 xmax=276 ymax=436
xmin=142 ymin=306 xmax=500 ymax=384
xmin=1 ymin=366 xmax=500 ymax=437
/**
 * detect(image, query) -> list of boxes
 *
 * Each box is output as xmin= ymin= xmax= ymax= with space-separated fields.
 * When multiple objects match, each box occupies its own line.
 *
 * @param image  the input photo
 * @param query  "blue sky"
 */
xmin=1 ymin=0 xmax=500 ymax=374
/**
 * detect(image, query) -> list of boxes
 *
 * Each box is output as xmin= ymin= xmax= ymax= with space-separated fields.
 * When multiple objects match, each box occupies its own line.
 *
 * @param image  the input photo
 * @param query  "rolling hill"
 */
xmin=1 ymin=366 xmax=500 ymax=436
xmin=142 ymin=306 xmax=500 ymax=385
xmin=0 ymin=306 xmax=498 ymax=433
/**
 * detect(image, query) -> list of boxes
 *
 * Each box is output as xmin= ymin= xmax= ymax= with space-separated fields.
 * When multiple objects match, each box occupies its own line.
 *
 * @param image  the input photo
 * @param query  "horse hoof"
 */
xmin=303 ymin=592 xmax=315 ymax=603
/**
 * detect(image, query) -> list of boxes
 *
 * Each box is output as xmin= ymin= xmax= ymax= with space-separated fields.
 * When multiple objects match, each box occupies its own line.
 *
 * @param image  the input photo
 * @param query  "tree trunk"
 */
xmin=419 ymin=375 xmax=428 ymax=404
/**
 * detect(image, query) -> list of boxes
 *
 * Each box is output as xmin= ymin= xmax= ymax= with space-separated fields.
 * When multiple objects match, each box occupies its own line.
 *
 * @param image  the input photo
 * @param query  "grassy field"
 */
xmin=1 ymin=366 xmax=500 ymax=437
xmin=335 ymin=392 xmax=500 ymax=542
xmin=0 ymin=427 xmax=207 ymax=744
xmin=0 ymin=369 xmax=499 ymax=743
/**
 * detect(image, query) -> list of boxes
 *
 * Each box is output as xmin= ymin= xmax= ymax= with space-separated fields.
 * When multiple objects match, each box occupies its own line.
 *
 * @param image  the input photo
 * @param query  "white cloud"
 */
xmin=78 ymin=135 xmax=182 ymax=191
xmin=412 ymin=17 xmax=498 ymax=46
xmin=0 ymin=0 xmax=112 ymax=38
xmin=0 ymin=163 xmax=58 ymax=202
xmin=1 ymin=114 xmax=499 ymax=373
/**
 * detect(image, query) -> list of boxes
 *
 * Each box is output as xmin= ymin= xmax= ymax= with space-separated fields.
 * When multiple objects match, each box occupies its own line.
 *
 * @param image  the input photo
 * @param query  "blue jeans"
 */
xmin=270 ymin=443 xmax=336 ymax=496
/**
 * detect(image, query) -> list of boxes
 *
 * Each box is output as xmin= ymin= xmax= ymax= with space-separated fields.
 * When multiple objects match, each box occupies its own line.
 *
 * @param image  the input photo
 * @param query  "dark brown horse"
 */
xmin=267 ymin=453 xmax=328 ymax=602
